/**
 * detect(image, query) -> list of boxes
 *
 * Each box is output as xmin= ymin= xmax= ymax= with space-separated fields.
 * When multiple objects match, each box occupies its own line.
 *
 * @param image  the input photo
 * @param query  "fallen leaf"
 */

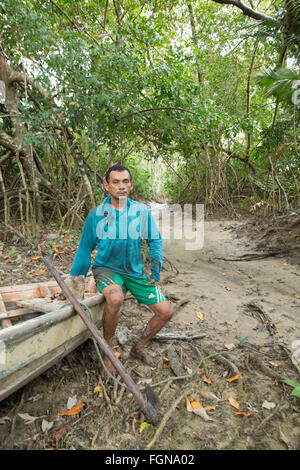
xmin=225 ymin=286 xmax=231 ymax=291
xmin=39 ymin=268 xmax=45 ymax=274
xmin=52 ymin=423 xmax=72 ymax=447
xmin=93 ymin=385 xmax=103 ymax=394
xmin=67 ymin=396 xmax=77 ymax=410
xmin=199 ymin=390 xmax=221 ymax=402
xmin=196 ymin=310 xmax=204 ymax=321
xmin=115 ymin=351 xmax=121 ymax=359
xmin=192 ymin=407 xmax=214 ymax=421
xmin=268 ymin=361 xmax=283 ymax=367
xmin=184 ymin=393 xmax=193 ymax=412
xmin=204 ymin=406 xmax=216 ymax=412
xmin=224 ymin=343 xmax=235 ymax=350
xmin=228 ymin=397 xmax=240 ymax=410
xmin=296 ymin=296 xmax=300 ymax=299
xmin=282 ymin=263 xmax=288 ymax=266
xmin=41 ymin=419 xmax=54 ymax=433
xmin=234 ymin=411 xmax=252 ymax=417
xmin=139 ymin=422 xmax=150 ymax=433
xmin=191 ymin=401 xmax=202 ymax=409
xmin=18 ymin=413 xmax=39 ymax=425
xmin=59 ymin=403 xmax=85 ymax=416
xmin=262 ymin=400 xmax=276 ymax=410
xmin=32 ymin=256 xmax=42 ymax=261
xmin=201 ymin=374 xmax=212 ymax=384
xmin=226 ymin=372 xmax=243 ymax=382
xmin=0 ymin=416 xmax=11 ymax=425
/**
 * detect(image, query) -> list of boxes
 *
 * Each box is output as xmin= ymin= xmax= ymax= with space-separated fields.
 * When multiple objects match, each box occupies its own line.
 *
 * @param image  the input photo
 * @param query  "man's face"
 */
xmin=104 ymin=170 xmax=133 ymax=201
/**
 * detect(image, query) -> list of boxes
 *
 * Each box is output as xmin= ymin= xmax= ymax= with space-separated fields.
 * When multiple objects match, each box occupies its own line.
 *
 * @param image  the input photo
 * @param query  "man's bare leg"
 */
xmin=130 ymin=301 xmax=173 ymax=366
xmin=101 ymin=284 xmax=124 ymax=378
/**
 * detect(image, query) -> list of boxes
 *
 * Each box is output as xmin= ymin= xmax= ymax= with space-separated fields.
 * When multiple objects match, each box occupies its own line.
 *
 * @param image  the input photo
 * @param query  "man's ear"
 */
xmin=103 ymin=181 xmax=109 ymax=192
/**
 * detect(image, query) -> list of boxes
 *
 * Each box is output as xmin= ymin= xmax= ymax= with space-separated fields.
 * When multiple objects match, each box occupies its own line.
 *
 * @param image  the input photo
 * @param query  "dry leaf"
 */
xmin=184 ymin=393 xmax=193 ymax=412
xmin=199 ymin=390 xmax=221 ymax=402
xmin=224 ymin=343 xmax=235 ymax=350
xmin=32 ymin=256 xmax=42 ymax=261
xmin=282 ymin=263 xmax=288 ymax=266
xmin=67 ymin=396 xmax=77 ymax=410
xmin=201 ymin=374 xmax=212 ymax=384
xmin=204 ymin=406 xmax=216 ymax=412
xmin=191 ymin=401 xmax=202 ymax=409
xmin=0 ymin=416 xmax=11 ymax=425
xmin=228 ymin=397 xmax=240 ymax=410
xmin=225 ymin=286 xmax=231 ymax=291
xmin=262 ymin=400 xmax=276 ymax=410
xmin=59 ymin=403 xmax=85 ymax=416
xmin=18 ymin=413 xmax=39 ymax=425
xmin=93 ymin=385 xmax=103 ymax=394
xmin=139 ymin=422 xmax=150 ymax=433
xmin=196 ymin=310 xmax=204 ymax=321
xmin=192 ymin=407 xmax=214 ymax=421
xmin=115 ymin=351 xmax=121 ymax=359
xmin=234 ymin=411 xmax=252 ymax=417
xmin=41 ymin=419 xmax=54 ymax=433
xmin=52 ymin=423 xmax=72 ymax=447
xmin=226 ymin=372 xmax=243 ymax=382
xmin=268 ymin=361 xmax=283 ymax=367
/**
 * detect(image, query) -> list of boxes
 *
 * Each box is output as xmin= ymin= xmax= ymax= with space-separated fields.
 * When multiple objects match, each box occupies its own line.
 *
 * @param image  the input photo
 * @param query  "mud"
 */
xmin=0 ymin=207 xmax=299 ymax=451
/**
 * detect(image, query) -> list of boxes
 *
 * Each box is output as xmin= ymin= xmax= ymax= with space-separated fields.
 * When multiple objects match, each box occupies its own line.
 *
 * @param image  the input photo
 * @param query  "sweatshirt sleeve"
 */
xmin=70 ymin=211 xmax=96 ymax=276
xmin=145 ymin=208 xmax=163 ymax=281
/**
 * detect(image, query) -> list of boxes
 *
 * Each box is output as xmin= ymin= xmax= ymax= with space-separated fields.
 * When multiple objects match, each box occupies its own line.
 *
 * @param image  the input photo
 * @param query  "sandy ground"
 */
xmin=0 ymin=206 xmax=299 ymax=451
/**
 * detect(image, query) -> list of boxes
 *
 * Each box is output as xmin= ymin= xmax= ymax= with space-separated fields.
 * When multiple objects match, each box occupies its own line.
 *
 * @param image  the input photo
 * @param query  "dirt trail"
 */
xmin=0 ymin=209 xmax=299 ymax=450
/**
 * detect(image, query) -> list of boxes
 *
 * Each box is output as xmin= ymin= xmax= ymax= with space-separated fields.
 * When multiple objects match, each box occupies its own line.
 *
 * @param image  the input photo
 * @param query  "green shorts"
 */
xmin=93 ymin=268 xmax=166 ymax=305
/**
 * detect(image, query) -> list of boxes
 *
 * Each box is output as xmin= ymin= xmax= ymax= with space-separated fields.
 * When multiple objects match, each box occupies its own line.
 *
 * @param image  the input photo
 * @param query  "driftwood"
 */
xmin=154 ymin=329 xmax=206 ymax=341
xmin=215 ymin=244 xmax=300 ymax=262
xmin=167 ymin=345 xmax=186 ymax=377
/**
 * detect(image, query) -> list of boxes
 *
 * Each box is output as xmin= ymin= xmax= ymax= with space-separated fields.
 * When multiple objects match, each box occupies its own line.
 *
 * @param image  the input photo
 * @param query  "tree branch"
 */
xmin=211 ymin=0 xmax=276 ymax=22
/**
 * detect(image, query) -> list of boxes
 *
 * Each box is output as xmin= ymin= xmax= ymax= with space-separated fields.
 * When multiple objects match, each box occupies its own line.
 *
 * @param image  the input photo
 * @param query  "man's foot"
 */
xmin=101 ymin=356 xmax=117 ymax=379
xmin=130 ymin=346 xmax=157 ymax=367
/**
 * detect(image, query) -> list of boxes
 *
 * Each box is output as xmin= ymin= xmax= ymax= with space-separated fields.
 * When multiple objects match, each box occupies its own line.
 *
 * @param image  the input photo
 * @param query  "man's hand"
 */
xmin=147 ymin=278 xmax=160 ymax=287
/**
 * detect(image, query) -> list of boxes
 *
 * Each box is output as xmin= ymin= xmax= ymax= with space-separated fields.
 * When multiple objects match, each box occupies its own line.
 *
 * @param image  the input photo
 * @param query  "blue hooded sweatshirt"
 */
xmin=70 ymin=196 xmax=163 ymax=281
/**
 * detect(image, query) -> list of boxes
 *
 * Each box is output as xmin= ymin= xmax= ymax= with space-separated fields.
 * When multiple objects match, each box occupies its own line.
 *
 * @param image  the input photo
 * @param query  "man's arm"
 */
xmin=145 ymin=208 xmax=163 ymax=283
xmin=70 ymin=211 xmax=96 ymax=276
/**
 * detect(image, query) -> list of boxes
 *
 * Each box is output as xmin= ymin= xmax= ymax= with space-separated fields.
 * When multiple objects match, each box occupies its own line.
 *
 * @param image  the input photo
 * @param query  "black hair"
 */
xmin=105 ymin=164 xmax=133 ymax=183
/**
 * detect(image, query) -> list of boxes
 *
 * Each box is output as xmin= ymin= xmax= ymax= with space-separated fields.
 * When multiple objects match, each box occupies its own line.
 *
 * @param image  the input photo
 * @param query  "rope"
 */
xmin=59 ymin=299 xmax=127 ymax=387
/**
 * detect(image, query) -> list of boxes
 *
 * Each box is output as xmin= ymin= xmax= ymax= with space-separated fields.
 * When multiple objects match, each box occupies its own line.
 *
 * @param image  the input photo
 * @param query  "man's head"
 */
xmin=105 ymin=164 xmax=132 ymax=183
xmin=104 ymin=164 xmax=133 ymax=203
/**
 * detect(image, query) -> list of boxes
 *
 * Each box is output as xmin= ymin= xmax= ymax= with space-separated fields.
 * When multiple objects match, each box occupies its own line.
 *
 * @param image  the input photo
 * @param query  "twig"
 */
xmin=154 ymin=330 xmax=206 ymax=341
xmin=203 ymin=348 xmax=240 ymax=376
xmin=252 ymin=398 xmax=285 ymax=434
xmin=98 ymin=375 xmax=114 ymax=416
xmin=248 ymin=352 xmax=282 ymax=381
xmin=145 ymin=387 xmax=193 ymax=450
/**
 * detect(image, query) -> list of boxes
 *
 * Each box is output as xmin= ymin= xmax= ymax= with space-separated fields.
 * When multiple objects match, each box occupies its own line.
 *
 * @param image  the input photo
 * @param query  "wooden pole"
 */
xmin=42 ymin=256 xmax=158 ymax=423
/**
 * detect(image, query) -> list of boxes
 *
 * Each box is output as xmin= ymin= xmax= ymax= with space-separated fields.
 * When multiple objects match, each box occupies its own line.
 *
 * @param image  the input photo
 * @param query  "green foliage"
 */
xmin=282 ymin=364 xmax=300 ymax=397
xmin=0 ymin=0 xmax=299 ymax=224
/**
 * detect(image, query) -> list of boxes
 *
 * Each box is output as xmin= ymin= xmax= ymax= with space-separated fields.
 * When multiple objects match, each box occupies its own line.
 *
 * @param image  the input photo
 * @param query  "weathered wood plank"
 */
xmin=16 ymin=298 xmax=66 ymax=313
xmin=0 ymin=293 xmax=12 ymax=328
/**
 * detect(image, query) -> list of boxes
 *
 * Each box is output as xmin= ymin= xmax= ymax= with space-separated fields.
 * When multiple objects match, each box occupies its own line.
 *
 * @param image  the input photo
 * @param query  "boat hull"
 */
xmin=0 ymin=294 xmax=104 ymax=402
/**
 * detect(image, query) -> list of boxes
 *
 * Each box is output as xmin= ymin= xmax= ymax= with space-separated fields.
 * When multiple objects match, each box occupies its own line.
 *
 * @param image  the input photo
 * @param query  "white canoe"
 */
xmin=0 ymin=278 xmax=104 ymax=402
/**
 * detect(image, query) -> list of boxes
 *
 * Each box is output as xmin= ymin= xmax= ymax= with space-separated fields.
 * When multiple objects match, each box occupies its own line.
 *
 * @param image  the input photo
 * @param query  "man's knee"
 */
xmin=103 ymin=285 xmax=124 ymax=311
xmin=152 ymin=301 xmax=174 ymax=322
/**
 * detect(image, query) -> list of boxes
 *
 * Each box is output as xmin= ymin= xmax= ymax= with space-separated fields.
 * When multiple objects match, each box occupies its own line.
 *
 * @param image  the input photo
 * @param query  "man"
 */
xmin=70 ymin=164 xmax=173 ymax=377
